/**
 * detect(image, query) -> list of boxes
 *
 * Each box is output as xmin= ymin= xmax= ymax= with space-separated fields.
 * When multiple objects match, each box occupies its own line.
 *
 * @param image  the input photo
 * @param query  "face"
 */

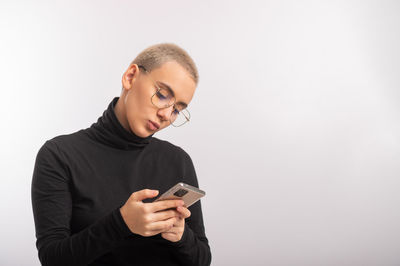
xmin=119 ymin=61 xmax=196 ymax=138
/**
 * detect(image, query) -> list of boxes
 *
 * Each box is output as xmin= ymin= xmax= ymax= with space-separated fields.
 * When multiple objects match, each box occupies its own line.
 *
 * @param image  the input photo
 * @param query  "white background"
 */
xmin=1 ymin=0 xmax=399 ymax=265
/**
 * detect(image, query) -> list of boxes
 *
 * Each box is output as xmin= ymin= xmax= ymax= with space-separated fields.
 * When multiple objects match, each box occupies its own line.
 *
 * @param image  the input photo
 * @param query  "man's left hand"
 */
xmin=161 ymin=206 xmax=191 ymax=242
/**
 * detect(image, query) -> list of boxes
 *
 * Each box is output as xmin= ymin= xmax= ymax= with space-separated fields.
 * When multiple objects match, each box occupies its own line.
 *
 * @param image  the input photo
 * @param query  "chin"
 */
xmin=133 ymin=125 xmax=154 ymax=138
xmin=126 ymin=120 xmax=150 ymax=138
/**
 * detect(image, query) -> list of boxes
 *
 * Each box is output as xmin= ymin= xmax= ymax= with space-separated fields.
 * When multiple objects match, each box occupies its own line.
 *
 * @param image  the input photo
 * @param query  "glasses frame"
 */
xmin=137 ymin=65 xmax=191 ymax=127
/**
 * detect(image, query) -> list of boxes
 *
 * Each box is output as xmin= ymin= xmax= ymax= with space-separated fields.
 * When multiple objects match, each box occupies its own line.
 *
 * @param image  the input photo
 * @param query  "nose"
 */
xmin=157 ymin=105 xmax=174 ymax=122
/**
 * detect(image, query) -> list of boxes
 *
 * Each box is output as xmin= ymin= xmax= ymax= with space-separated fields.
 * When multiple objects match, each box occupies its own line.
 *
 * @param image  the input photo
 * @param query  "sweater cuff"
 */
xmin=169 ymin=222 xmax=194 ymax=248
xmin=111 ymin=205 xmax=133 ymax=238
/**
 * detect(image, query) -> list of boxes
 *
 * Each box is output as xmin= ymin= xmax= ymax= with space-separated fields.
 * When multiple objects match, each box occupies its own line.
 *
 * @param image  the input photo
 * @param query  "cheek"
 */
xmin=126 ymin=87 xmax=147 ymax=112
xmin=125 ymin=88 xmax=154 ymax=124
xmin=125 ymin=96 xmax=139 ymax=120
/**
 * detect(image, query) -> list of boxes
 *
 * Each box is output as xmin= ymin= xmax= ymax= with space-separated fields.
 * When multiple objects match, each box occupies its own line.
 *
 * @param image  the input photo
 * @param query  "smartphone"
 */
xmin=154 ymin=182 xmax=205 ymax=208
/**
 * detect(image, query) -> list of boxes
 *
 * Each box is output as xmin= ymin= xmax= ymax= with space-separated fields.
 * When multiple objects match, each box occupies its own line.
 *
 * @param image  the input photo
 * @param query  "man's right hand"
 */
xmin=119 ymin=189 xmax=184 ymax=237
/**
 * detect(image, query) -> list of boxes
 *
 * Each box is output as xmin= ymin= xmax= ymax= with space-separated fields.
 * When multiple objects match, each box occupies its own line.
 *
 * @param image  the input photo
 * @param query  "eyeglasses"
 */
xmin=138 ymin=65 xmax=191 ymax=127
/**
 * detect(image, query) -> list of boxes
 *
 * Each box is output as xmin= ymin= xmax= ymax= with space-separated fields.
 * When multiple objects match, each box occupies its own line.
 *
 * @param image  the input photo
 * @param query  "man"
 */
xmin=31 ymin=43 xmax=211 ymax=265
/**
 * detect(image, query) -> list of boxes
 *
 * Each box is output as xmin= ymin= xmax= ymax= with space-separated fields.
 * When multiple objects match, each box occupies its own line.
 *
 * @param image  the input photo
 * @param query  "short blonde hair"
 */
xmin=131 ymin=43 xmax=199 ymax=85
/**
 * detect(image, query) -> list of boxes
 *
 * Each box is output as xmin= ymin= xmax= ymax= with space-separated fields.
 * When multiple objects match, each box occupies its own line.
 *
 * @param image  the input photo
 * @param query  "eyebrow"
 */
xmin=156 ymin=81 xmax=188 ymax=108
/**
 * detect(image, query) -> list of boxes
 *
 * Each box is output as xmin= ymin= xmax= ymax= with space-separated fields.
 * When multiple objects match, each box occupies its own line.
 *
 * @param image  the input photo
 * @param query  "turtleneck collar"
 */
xmin=85 ymin=96 xmax=154 ymax=150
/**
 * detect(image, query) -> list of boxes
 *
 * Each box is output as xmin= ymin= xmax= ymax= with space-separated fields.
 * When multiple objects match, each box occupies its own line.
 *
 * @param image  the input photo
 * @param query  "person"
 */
xmin=31 ymin=43 xmax=212 ymax=266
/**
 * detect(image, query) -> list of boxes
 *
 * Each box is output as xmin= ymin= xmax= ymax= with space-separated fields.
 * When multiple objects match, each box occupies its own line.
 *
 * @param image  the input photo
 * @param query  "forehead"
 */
xmin=146 ymin=61 xmax=196 ymax=107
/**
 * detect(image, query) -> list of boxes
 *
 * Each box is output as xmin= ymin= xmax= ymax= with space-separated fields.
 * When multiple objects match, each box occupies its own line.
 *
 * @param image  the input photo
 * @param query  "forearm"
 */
xmin=37 ymin=207 xmax=131 ymax=266
xmin=169 ymin=223 xmax=212 ymax=266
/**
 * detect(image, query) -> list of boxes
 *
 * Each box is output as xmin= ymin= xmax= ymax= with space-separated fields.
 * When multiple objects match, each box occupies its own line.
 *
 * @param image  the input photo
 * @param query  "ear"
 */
xmin=122 ymin=64 xmax=140 ymax=91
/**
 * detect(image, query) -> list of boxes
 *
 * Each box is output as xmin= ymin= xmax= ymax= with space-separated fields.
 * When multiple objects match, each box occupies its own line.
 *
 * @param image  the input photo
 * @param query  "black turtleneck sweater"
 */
xmin=31 ymin=97 xmax=211 ymax=266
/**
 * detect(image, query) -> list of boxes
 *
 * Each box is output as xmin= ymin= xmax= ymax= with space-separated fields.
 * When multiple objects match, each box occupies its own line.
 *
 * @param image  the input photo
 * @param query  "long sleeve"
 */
xmin=31 ymin=141 xmax=132 ymax=266
xmin=167 ymin=150 xmax=212 ymax=266
xmin=32 ymin=97 xmax=211 ymax=265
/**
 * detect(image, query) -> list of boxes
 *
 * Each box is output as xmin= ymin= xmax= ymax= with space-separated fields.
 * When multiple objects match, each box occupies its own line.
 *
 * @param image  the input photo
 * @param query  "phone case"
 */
xmin=154 ymin=182 xmax=205 ymax=208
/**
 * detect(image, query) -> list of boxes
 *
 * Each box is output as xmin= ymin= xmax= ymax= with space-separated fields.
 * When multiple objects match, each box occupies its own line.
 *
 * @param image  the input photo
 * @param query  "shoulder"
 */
xmin=36 ymin=129 xmax=86 ymax=160
xmin=149 ymin=137 xmax=198 ymax=185
xmin=149 ymin=137 xmax=192 ymax=162
xmin=47 ymin=129 xmax=86 ymax=147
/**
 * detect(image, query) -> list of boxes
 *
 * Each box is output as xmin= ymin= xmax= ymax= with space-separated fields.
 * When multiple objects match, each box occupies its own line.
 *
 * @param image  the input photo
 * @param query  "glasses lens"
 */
xmin=171 ymin=109 xmax=190 ymax=127
xmin=152 ymin=88 xmax=175 ymax=108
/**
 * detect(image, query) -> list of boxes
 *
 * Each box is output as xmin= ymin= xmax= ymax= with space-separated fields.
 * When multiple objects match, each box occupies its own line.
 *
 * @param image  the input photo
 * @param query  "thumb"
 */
xmin=131 ymin=189 xmax=159 ymax=202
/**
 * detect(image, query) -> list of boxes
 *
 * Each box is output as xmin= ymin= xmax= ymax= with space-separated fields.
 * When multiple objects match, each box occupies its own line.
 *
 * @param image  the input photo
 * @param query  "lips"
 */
xmin=149 ymin=120 xmax=160 ymax=130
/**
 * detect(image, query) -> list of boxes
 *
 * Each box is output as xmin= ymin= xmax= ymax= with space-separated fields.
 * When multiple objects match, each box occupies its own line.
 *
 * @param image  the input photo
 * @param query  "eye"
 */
xmin=172 ymin=107 xmax=180 ymax=115
xmin=156 ymin=90 xmax=167 ymax=100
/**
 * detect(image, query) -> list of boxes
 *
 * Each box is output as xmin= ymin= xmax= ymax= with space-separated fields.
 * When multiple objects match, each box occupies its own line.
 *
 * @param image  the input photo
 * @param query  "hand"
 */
xmin=161 ymin=206 xmax=191 ymax=242
xmin=119 ymin=189 xmax=184 ymax=237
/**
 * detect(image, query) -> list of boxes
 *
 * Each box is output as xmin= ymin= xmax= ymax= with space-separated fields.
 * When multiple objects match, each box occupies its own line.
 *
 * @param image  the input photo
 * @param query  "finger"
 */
xmin=162 ymin=231 xmax=176 ymax=235
xmin=173 ymin=217 xmax=185 ymax=227
xmin=163 ymin=225 xmax=182 ymax=234
xmin=151 ymin=209 xmax=180 ymax=222
xmin=147 ymin=217 xmax=177 ymax=231
xmin=176 ymin=206 xmax=191 ymax=219
xmin=143 ymin=227 xmax=170 ymax=237
xmin=131 ymin=189 xmax=159 ymax=202
xmin=161 ymin=232 xmax=180 ymax=242
xmin=148 ymin=199 xmax=184 ymax=213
